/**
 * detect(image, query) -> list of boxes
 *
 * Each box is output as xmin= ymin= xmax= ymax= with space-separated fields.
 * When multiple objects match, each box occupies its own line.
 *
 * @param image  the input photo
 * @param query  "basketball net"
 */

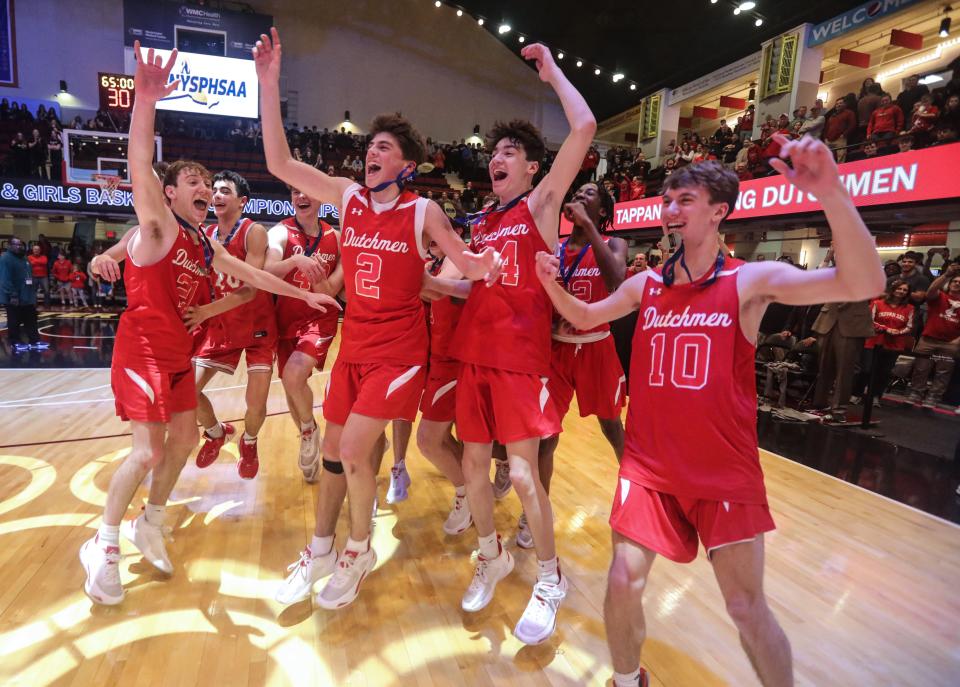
xmin=92 ymin=173 xmax=121 ymax=202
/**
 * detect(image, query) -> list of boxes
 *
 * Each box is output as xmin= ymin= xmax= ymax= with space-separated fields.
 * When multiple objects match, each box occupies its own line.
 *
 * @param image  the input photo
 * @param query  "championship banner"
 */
xmin=0 ymin=179 xmax=340 ymax=226
xmin=613 ymin=144 xmax=960 ymax=231
xmin=123 ymin=0 xmax=271 ymax=60
xmin=0 ymin=0 xmax=16 ymax=87
xmin=123 ymin=48 xmax=258 ymax=119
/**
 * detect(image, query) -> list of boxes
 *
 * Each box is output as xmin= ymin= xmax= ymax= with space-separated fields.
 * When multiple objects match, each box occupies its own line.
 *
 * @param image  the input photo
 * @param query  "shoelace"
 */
xmin=102 ymin=548 xmax=121 ymax=585
xmin=471 ymin=558 xmax=492 ymax=587
xmin=287 ymin=547 xmax=313 ymax=574
xmin=526 ymin=580 xmax=566 ymax=621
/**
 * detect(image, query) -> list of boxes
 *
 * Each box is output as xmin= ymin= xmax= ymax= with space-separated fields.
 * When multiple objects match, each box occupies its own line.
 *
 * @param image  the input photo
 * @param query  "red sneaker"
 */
xmin=196 ymin=422 xmax=235 ymax=468
xmin=237 ymin=436 xmax=259 ymax=480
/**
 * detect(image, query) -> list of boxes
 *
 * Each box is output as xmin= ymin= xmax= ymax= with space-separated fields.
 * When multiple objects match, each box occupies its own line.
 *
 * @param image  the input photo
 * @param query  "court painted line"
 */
xmin=73 ymin=346 xmax=98 ymax=350
xmin=38 ymin=325 xmax=115 ymax=339
xmin=0 ymin=371 xmax=330 ymax=409
xmin=0 ymin=383 xmax=112 ymax=405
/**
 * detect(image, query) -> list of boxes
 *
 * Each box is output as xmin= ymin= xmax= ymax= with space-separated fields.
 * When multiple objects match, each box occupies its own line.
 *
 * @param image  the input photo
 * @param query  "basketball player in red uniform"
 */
xmin=263 ymin=186 xmax=342 ymax=482
xmin=186 ymin=170 xmax=277 ymax=479
xmin=526 ymin=182 xmax=628 ymax=545
xmin=80 ymin=45 xmax=338 ymax=606
xmin=254 ymin=28 xmax=499 ymax=609
xmin=535 ymin=139 xmax=884 ymax=686
xmin=423 ymin=44 xmax=596 ymax=645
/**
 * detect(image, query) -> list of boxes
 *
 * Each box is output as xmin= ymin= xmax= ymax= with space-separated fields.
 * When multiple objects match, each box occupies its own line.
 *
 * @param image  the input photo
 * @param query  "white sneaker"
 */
xmin=275 ymin=545 xmax=339 ymax=605
xmin=513 ymin=574 xmax=569 ymax=645
xmin=316 ymin=546 xmax=377 ymax=609
xmin=386 ymin=463 xmax=411 ymax=504
xmin=442 ymin=493 xmax=472 ymax=535
xmin=80 ymin=535 xmax=124 ymax=605
xmin=299 ymin=423 xmax=321 ymax=482
xmin=516 ymin=513 xmax=535 ymax=550
xmin=492 ymin=460 xmax=512 ymax=499
xmin=122 ymin=513 xmax=173 ymax=574
xmin=461 ymin=547 xmax=514 ymax=612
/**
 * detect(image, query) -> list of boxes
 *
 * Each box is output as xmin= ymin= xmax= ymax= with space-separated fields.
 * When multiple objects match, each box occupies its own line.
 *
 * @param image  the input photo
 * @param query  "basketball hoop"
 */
xmin=92 ymin=173 xmax=122 ymax=202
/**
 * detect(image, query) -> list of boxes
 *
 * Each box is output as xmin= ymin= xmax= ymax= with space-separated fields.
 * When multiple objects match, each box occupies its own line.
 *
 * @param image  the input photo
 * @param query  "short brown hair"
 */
xmin=663 ymin=161 xmax=739 ymax=219
xmin=486 ymin=119 xmax=545 ymax=163
xmin=162 ymin=160 xmax=211 ymax=190
xmin=369 ymin=114 xmax=426 ymax=165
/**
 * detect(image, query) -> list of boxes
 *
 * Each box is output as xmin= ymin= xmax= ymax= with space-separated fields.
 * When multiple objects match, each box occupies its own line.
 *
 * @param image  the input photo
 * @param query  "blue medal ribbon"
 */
xmin=557 ymin=238 xmax=591 ymax=288
xmin=293 ymin=217 xmax=324 ymax=257
xmin=219 ymin=217 xmax=245 ymax=248
xmin=463 ymin=190 xmax=531 ymax=228
xmin=172 ymin=211 xmax=216 ymax=302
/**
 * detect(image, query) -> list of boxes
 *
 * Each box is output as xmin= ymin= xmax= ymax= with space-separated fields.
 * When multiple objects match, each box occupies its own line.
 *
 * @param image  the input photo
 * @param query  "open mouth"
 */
xmin=492 ymin=170 xmax=507 ymax=182
xmin=296 ymin=201 xmax=312 ymax=210
xmin=666 ymin=222 xmax=685 ymax=231
xmin=366 ymin=163 xmax=381 ymax=175
xmin=194 ymin=199 xmax=209 ymax=212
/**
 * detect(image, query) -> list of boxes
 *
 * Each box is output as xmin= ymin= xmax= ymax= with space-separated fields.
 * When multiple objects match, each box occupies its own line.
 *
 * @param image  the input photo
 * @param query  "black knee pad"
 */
xmin=322 ymin=458 xmax=344 ymax=475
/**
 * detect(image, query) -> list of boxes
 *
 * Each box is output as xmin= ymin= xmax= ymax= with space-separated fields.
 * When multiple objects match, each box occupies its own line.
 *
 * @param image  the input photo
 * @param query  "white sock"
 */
xmin=205 ymin=423 xmax=224 ymax=439
xmin=144 ymin=503 xmax=166 ymax=527
xmin=393 ymin=459 xmax=405 ymax=471
xmin=310 ymin=534 xmax=334 ymax=557
xmin=98 ymin=523 xmax=120 ymax=547
xmin=537 ymin=556 xmax=560 ymax=585
xmin=613 ymin=669 xmax=642 ymax=687
xmin=345 ymin=536 xmax=369 ymax=553
xmin=242 ymin=432 xmax=257 ymax=444
xmin=478 ymin=532 xmax=499 ymax=560
xmin=455 ymin=485 xmax=466 ymax=497
xmin=300 ymin=419 xmax=316 ymax=432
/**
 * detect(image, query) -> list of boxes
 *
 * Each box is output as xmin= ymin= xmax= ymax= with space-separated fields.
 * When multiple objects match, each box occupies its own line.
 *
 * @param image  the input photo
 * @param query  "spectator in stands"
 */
xmin=905 ymin=94 xmax=939 ymax=145
xmin=938 ymin=93 xmax=960 ymax=132
xmin=857 ymin=83 xmax=884 ymax=132
xmin=896 ymin=74 xmax=930 ymax=122
xmin=631 ymin=151 xmax=650 ymax=178
xmin=734 ymin=161 xmax=753 ymax=181
xmin=790 ymin=106 xmax=808 ymax=136
xmin=847 ymin=139 xmax=879 ymax=162
xmin=582 ymin=145 xmax=599 ymax=182
xmin=0 ymin=98 xmax=8 ymax=120
xmin=26 ymin=245 xmax=49 ymax=306
xmin=712 ymin=119 xmax=733 ymax=145
xmin=629 ymin=175 xmax=645 ymax=200
xmin=674 ymin=140 xmax=694 ymax=167
xmin=626 ymin=253 xmax=647 ymax=277
xmin=888 ymin=250 xmax=930 ymax=303
xmin=928 ymin=123 xmax=958 ymax=147
xmin=740 ymin=104 xmax=755 ymax=141
xmin=27 ymin=129 xmax=45 ymax=178
xmin=69 ymin=262 xmax=89 ymax=309
xmin=18 ymin=103 xmax=32 ymax=122
xmin=853 ymin=279 xmax=914 ymax=405
xmin=867 ymin=93 xmax=905 ymax=142
xmin=0 ymin=238 xmax=39 ymax=349
xmin=923 ymin=247 xmax=951 ymax=281
xmin=798 ymin=103 xmax=826 ymax=139
xmin=859 ymin=77 xmax=877 ymax=99
xmin=909 ymin=262 xmax=960 ymax=408
xmin=8 ymin=132 xmax=28 ymax=176
xmin=47 ymin=125 xmax=62 ymax=181
xmin=52 ymin=253 xmax=72 ymax=307
xmin=883 ymin=260 xmax=901 ymax=278
xmin=824 ymin=97 xmax=857 ymax=162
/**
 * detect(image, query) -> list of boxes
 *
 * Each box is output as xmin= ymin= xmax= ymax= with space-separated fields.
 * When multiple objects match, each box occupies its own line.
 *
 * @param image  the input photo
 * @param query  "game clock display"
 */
xmin=98 ymin=72 xmax=136 ymax=111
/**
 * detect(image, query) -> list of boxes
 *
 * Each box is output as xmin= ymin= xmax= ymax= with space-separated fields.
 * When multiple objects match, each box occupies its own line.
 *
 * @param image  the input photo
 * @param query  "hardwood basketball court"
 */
xmin=1 ymin=347 xmax=958 ymax=686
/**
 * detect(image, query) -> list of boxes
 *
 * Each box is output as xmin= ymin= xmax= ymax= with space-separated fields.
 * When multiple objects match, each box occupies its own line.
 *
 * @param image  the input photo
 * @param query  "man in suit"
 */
xmin=811 ymin=299 xmax=877 ymax=423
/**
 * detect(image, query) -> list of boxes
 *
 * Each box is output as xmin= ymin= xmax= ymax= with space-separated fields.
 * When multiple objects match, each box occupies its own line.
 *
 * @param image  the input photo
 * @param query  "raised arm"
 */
xmin=253 ymin=28 xmax=351 ymax=207
xmin=926 ymin=262 xmax=960 ymax=301
xmin=565 ymin=201 xmax=627 ymax=292
xmin=535 ymin=250 xmax=646 ymax=330
xmin=523 ymin=43 xmax=597 ymax=244
xmin=129 ymin=43 xmax=180 ymax=239
xmin=742 ymin=135 xmax=885 ymax=307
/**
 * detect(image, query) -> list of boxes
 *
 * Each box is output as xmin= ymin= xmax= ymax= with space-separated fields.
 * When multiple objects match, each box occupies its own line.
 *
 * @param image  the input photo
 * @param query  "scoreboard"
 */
xmin=98 ymin=73 xmax=136 ymax=111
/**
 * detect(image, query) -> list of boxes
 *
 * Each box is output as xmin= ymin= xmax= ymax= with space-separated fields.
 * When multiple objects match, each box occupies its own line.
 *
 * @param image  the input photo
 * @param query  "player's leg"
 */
xmin=237 ymin=367 xmax=272 ymax=478
xmin=386 ymin=419 xmax=413 ymax=504
xmin=282 ymin=350 xmax=321 ymax=480
xmin=711 ymin=537 xmax=793 ymax=687
xmin=82 ymin=419 xmax=166 ymax=605
xmin=275 ymin=421 xmax=346 ymax=605
xmin=508 ymin=436 xmax=567 ymax=644
xmin=598 ymin=417 xmax=625 ymax=460
xmin=417 ymin=419 xmax=470 ymax=534
xmin=492 ymin=441 xmax=512 ymax=498
xmin=315 ymin=412 xmax=388 ymax=609
xmin=605 ymin=532 xmax=657 ymax=687
xmin=194 ymin=365 xmax=236 ymax=468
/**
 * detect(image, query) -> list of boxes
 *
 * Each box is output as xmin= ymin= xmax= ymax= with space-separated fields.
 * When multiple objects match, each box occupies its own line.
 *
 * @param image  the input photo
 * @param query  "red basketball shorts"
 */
xmin=609 ymin=477 xmax=776 ymax=563
xmin=548 ymin=335 xmax=626 ymax=421
xmin=419 ymin=359 xmax=460 ymax=423
xmin=111 ymin=363 xmax=197 ymax=423
xmin=277 ymin=323 xmax=336 ymax=377
xmin=455 ymin=363 xmax=561 ymax=444
xmin=323 ymin=360 xmax=426 ymax=426
xmin=193 ymin=331 xmax=276 ymax=375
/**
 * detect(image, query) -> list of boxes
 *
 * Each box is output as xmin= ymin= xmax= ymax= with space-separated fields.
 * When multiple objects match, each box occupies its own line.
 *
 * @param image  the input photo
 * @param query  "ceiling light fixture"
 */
xmin=457 ymin=9 xmax=463 ymax=16
xmin=739 ymin=1 xmax=756 ymax=10
xmin=941 ymin=17 xmax=952 ymax=37
xmin=613 ymin=72 xmax=624 ymax=82
xmin=630 ymin=83 xmax=637 ymax=90
xmin=576 ymin=60 xmax=583 ymax=67
xmin=755 ymin=17 xmax=763 ymax=26
xmin=477 ymin=17 xmax=484 ymax=25
xmin=434 ymin=1 xmax=441 ymax=7
xmin=557 ymin=51 xmax=564 ymax=59
xmin=518 ymin=35 xmax=525 ymax=43
xmin=594 ymin=68 xmax=601 ymax=75
xmin=498 ymin=23 xmax=511 ymax=34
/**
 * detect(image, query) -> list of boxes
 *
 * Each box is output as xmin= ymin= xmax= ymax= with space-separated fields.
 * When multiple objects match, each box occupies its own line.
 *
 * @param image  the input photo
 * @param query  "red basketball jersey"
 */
xmin=428 ymin=260 xmax=465 ymax=364
xmin=205 ymin=218 xmax=276 ymax=346
xmin=274 ymin=216 xmax=341 ymax=340
xmin=114 ymin=225 xmax=211 ymax=372
xmin=452 ymin=197 xmax=553 ymax=376
xmin=338 ymin=183 xmax=429 ymax=365
xmin=622 ymin=258 xmax=766 ymax=504
xmin=556 ymin=238 xmax=612 ymax=335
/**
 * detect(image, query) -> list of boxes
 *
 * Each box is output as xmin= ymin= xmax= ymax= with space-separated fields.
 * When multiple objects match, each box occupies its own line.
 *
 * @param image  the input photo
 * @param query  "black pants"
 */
xmin=852 ymin=346 xmax=902 ymax=398
xmin=813 ymin=327 xmax=864 ymax=414
xmin=5 ymin=304 xmax=39 ymax=345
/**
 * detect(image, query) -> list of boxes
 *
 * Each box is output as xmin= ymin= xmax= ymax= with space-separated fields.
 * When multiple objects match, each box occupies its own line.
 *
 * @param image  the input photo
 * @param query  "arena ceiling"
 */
xmin=454 ymin=0 xmax=863 ymax=121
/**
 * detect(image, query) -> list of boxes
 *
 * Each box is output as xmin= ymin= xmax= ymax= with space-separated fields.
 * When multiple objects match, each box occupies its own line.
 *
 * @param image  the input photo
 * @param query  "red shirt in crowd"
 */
xmin=52 ymin=257 xmax=72 ymax=282
xmin=69 ymin=270 xmax=87 ymax=290
xmin=922 ymin=291 xmax=960 ymax=341
xmin=911 ymin=104 xmax=939 ymax=132
xmin=865 ymin=298 xmax=914 ymax=351
xmin=27 ymin=253 xmax=48 ymax=278
xmin=629 ymin=179 xmax=646 ymax=200
xmin=867 ymin=104 xmax=904 ymax=138
xmin=825 ymin=108 xmax=857 ymax=141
